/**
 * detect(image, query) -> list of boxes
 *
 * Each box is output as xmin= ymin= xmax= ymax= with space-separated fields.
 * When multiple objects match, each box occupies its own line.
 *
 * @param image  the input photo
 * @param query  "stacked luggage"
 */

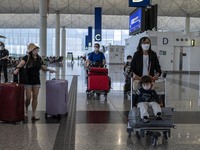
xmin=86 ymin=67 xmax=111 ymax=100
xmin=0 ymin=83 xmax=25 ymax=123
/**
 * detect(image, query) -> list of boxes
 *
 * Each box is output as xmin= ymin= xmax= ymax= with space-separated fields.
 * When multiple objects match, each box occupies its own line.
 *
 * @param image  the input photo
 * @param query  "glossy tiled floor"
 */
xmin=1 ymin=60 xmax=200 ymax=150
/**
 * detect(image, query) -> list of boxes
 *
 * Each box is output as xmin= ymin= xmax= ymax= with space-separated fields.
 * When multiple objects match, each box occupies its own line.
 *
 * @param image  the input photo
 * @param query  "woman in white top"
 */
xmin=130 ymin=36 xmax=161 ymax=81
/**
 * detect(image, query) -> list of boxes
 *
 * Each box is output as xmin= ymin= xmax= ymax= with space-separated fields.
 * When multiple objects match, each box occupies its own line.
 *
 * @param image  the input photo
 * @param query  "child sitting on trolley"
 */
xmin=135 ymin=75 xmax=162 ymax=123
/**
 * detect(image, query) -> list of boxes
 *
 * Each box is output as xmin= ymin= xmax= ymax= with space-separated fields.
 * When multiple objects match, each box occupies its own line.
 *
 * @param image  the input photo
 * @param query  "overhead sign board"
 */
xmin=129 ymin=0 xmax=151 ymax=7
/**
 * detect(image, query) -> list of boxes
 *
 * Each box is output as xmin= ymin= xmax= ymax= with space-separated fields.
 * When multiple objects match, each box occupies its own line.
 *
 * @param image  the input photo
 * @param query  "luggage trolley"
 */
xmin=127 ymin=75 xmax=175 ymax=147
xmin=86 ymin=67 xmax=111 ymax=100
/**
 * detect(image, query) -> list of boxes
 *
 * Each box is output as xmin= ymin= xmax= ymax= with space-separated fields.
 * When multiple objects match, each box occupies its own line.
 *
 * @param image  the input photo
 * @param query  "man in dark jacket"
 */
xmin=0 ymin=42 xmax=9 ymax=82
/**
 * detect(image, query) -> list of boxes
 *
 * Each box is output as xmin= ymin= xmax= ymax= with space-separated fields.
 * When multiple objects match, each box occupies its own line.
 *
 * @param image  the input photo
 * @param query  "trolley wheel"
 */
xmin=104 ymin=93 xmax=108 ymax=100
xmin=140 ymin=130 xmax=145 ymax=138
xmin=45 ymin=113 xmax=48 ymax=119
xmin=128 ymin=131 xmax=132 ymax=137
xmin=96 ymin=93 xmax=100 ymax=100
xmin=152 ymin=137 xmax=157 ymax=147
xmin=135 ymin=131 xmax=140 ymax=139
xmin=163 ymin=131 xmax=168 ymax=140
xmin=127 ymin=128 xmax=132 ymax=137
xmin=124 ymin=93 xmax=128 ymax=99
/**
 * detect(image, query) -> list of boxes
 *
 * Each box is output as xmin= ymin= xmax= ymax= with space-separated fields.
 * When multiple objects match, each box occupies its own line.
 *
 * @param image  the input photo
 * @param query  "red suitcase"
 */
xmin=0 ymin=83 xmax=24 ymax=122
xmin=88 ymin=75 xmax=110 ymax=91
xmin=88 ymin=67 xmax=108 ymax=76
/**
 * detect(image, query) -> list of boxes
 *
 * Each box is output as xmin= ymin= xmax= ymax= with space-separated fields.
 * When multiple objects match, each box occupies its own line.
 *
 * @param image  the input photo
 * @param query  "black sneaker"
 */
xmin=143 ymin=116 xmax=150 ymax=123
xmin=156 ymin=112 xmax=162 ymax=120
xmin=31 ymin=116 xmax=40 ymax=122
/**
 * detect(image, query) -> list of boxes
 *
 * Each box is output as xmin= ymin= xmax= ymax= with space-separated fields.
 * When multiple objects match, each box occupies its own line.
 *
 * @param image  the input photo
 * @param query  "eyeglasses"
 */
xmin=94 ymin=45 xmax=98 ymax=48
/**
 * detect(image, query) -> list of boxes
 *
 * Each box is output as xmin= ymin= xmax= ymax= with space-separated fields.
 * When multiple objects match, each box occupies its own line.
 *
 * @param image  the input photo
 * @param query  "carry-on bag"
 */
xmin=0 ymin=82 xmax=24 ymax=122
xmin=46 ymin=79 xmax=68 ymax=118
xmin=88 ymin=67 xmax=108 ymax=76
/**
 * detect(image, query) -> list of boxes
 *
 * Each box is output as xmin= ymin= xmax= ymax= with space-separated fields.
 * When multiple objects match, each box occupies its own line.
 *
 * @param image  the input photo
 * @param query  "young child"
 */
xmin=136 ymin=75 xmax=162 ymax=123
xmin=124 ymin=55 xmax=132 ymax=72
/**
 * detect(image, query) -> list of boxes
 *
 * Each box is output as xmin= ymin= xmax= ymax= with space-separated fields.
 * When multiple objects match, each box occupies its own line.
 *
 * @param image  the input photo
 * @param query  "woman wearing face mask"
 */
xmin=130 ymin=37 xmax=161 ymax=81
xmin=136 ymin=75 xmax=162 ymax=123
xmin=13 ymin=43 xmax=56 ymax=122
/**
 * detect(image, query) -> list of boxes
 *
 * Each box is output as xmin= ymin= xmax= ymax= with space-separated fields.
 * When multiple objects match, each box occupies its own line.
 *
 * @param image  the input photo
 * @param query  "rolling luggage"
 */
xmin=88 ymin=67 xmax=108 ymax=76
xmin=88 ymin=75 xmax=110 ymax=91
xmin=46 ymin=79 xmax=68 ymax=118
xmin=0 ymin=83 xmax=24 ymax=122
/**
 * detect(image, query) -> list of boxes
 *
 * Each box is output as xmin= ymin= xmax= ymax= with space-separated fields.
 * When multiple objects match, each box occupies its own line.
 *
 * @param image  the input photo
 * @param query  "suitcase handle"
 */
xmin=49 ymin=72 xmax=56 ymax=80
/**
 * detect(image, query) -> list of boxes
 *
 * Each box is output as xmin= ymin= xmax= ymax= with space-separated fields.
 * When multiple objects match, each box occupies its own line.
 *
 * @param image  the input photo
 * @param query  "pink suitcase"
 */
xmin=46 ymin=79 xmax=68 ymax=118
xmin=88 ymin=75 xmax=110 ymax=91
xmin=0 ymin=83 xmax=24 ymax=122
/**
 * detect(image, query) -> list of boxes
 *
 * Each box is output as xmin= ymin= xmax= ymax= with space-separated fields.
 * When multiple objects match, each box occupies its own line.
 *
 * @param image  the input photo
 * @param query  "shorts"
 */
xmin=25 ymin=84 xmax=41 ymax=88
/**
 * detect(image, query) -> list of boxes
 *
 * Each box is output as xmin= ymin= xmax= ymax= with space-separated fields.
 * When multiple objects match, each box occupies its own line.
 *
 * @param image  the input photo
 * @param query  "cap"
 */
xmin=27 ymin=43 xmax=39 ymax=53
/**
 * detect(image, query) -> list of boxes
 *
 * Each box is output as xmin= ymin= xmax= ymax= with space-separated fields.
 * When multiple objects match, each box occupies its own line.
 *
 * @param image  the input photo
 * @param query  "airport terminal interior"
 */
xmin=1 ymin=0 xmax=200 ymax=150
xmin=1 ymin=61 xmax=200 ymax=150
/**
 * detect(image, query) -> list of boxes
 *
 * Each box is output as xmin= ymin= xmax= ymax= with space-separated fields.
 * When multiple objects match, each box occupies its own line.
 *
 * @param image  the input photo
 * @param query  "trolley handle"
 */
xmin=130 ymin=72 xmax=133 ymax=110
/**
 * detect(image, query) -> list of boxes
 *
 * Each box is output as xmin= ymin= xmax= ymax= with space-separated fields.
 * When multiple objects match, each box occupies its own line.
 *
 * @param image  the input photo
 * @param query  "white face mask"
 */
xmin=141 ymin=44 xmax=150 ymax=51
xmin=127 ymin=59 xmax=132 ymax=63
xmin=142 ymin=84 xmax=151 ymax=90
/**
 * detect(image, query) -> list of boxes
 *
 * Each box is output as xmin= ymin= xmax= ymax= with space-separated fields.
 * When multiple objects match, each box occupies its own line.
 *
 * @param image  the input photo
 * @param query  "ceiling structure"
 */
xmin=0 ymin=0 xmax=200 ymax=32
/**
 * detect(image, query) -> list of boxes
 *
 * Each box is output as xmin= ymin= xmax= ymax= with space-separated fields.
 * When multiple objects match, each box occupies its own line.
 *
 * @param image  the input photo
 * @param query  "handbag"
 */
xmin=19 ymin=67 xmax=28 ymax=84
xmin=13 ymin=55 xmax=30 ymax=84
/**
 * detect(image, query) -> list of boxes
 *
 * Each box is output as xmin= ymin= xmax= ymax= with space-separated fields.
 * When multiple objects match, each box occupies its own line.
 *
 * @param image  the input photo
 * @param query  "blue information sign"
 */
xmin=94 ymin=7 xmax=102 ymax=41
xmin=129 ymin=0 xmax=151 ymax=7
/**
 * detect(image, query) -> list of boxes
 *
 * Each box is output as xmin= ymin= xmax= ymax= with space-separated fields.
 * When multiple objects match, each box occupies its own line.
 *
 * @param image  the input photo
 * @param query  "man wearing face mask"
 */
xmin=130 ymin=37 xmax=161 ymax=81
xmin=86 ymin=43 xmax=106 ymax=67
xmin=0 ymin=42 xmax=9 ymax=83
xmin=135 ymin=75 xmax=162 ymax=123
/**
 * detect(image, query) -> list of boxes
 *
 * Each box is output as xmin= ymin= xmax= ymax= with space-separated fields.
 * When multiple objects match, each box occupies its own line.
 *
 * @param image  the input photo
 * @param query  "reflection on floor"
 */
xmin=1 ymin=60 xmax=200 ymax=150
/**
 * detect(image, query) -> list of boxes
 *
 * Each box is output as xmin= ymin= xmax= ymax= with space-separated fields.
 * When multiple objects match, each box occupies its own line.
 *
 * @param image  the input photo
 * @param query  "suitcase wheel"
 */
xmin=45 ymin=113 xmax=48 ymax=119
xmin=96 ymin=93 xmax=100 ymax=100
xmin=56 ymin=114 xmax=62 ymax=120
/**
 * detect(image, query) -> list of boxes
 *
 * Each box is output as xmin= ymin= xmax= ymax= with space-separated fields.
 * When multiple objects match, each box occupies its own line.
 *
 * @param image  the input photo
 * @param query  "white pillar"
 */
xmin=185 ymin=16 xmax=190 ymax=35
xmin=39 ymin=0 xmax=47 ymax=57
xmin=61 ymin=26 xmax=66 ymax=58
xmin=55 ymin=11 xmax=60 ymax=56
